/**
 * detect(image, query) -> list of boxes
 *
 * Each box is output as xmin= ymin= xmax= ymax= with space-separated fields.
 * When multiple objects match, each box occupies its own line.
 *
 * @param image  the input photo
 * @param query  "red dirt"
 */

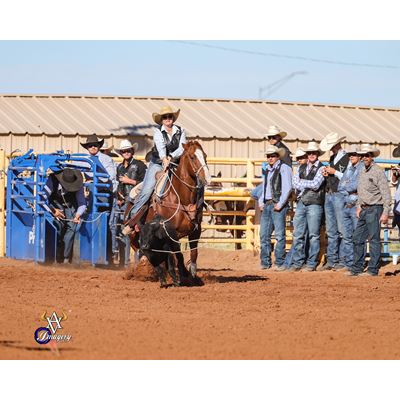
xmin=1 ymin=249 xmax=400 ymax=359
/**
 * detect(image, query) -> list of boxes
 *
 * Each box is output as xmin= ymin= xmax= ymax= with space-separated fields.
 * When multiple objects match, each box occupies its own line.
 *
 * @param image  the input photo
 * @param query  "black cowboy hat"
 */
xmin=80 ymin=134 xmax=104 ymax=149
xmin=393 ymin=145 xmax=400 ymax=158
xmin=55 ymin=168 xmax=84 ymax=192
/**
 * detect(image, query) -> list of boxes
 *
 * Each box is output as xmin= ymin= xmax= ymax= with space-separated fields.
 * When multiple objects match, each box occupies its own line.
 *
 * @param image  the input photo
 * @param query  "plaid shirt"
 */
xmin=292 ymin=160 xmax=325 ymax=198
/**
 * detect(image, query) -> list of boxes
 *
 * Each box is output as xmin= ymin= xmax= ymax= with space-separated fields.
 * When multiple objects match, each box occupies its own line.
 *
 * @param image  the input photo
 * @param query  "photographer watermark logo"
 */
xmin=34 ymin=311 xmax=72 ymax=345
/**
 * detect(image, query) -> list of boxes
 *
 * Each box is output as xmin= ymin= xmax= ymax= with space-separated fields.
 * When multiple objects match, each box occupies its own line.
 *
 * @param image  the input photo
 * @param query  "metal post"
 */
xmin=0 ymin=149 xmax=5 ymax=256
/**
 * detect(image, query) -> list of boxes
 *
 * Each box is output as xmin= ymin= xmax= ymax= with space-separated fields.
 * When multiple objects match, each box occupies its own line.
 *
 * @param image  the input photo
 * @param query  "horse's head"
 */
xmin=181 ymin=141 xmax=212 ymax=186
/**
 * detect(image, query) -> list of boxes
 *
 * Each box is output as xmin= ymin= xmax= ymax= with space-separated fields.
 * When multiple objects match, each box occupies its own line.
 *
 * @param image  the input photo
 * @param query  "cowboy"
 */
xmin=100 ymin=141 xmax=118 ymax=158
xmin=114 ymin=139 xmax=147 ymax=266
xmin=290 ymin=142 xmax=326 ymax=271
xmin=390 ymin=147 xmax=400 ymax=237
xmin=124 ymin=106 xmax=187 ymax=232
xmin=251 ymin=145 xmax=292 ymax=270
xmin=319 ymin=132 xmax=349 ymax=270
xmin=347 ymin=144 xmax=391 ymax=276
xmin=42 ymin=168 xmax=87 ymax=264
xmin=282 ymin=147 xmax=308 ymax=269
xmin=266 ymin=125 xmax=292 ymax=167
xmin=80 ymin=134 xmax=117 ymax=196
xmin=336 ymin=144 xmax=364 ymax=271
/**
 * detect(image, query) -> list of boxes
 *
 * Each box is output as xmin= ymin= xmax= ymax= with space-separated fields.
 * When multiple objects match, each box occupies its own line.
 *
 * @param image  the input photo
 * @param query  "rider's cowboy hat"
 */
xmin=116 ymin=139 xmax=139 ymax=153
xmin=356 ymin=143 xmax=380 ymax=157
xmin=55 ymin=168 xmax=83 ymax=192
xmin=152 ymin=106 xmax=180 ymax=125
xmin=263 ymin=144 xmax=286 ymax=159
xmin=293 ymin=147 xmax=307 ymax=158
xmin=266 ymin=125 xmax=287 ymax=139
xmin=304 ymin=141 xmax=324 ymax=156
xmin=320 ymin=132 xmax=346 ymax=152
xmin=80 ymin=134 xmax=104 ymax=149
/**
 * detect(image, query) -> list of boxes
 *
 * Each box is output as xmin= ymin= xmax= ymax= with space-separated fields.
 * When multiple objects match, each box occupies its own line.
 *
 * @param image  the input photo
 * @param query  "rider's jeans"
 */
xmin=130 ymin=161 xmax=163 ymax=214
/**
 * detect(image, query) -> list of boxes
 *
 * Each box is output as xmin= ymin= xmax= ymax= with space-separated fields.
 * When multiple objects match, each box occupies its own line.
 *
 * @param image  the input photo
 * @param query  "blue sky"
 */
xmin=0 ymin=40 xmax=399 ymax=107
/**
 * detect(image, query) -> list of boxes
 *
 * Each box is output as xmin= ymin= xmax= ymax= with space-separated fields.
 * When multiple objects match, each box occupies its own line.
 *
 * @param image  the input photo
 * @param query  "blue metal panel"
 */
xmin=6 ymin=150 xmax=112 ymax=266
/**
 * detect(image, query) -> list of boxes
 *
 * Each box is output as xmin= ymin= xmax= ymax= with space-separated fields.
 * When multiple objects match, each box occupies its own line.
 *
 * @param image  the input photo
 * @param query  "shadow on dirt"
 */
xmin=200 ymin=273 xmax=268 ymax=284
xmin=0 ymin=340 xmax=76 ymax=352
xmin=384 ymin=269 xmax=400 ymax=276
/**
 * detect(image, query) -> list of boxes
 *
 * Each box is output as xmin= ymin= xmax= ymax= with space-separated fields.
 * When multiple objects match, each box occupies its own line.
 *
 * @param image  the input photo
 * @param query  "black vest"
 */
xmin=151 ymin=125 xmax=182 ymax=164
xmin=277 ymin=141 xmax=292 ymax=168
xmin=263 ymin=162 xmax=283 ymax=204
xmin=325 ymin=153 xmax=349 ymax=193
xmin=299 ymin=162 xmax=325 ymax=206
xmin=48 ymin=175 xmax=78 ymax=210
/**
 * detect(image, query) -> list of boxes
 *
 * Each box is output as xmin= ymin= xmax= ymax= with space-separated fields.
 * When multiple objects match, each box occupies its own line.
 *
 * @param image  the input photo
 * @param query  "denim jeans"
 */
xmin=109 ymin=193 xmax=118 ymax=254
xmin=341 ymin=204 xmax=358 ymax=268
xmin=54 ymin=206 xmax=80 ymax=262
xmin=291 ymin=201 xmax=323 ymax=269
xmin=130 ymin=161 xmax=163 ymax=214
xmin=283 ymin=227 xmax=309 ymax=268
xmin=325 ymin=192 xmax=346 ymax=266
xmin=115 ymin=201 xmax=131 ymax=267
xmin=260 ymin=202 xmax=288 ymax=267
xmin=352 ymin=205 xmax=383 ymax=275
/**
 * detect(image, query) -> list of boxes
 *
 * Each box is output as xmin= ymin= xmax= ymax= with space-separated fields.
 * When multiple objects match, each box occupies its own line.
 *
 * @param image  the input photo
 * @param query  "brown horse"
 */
xmin=126 ymin=140 xmax=211 ymax=283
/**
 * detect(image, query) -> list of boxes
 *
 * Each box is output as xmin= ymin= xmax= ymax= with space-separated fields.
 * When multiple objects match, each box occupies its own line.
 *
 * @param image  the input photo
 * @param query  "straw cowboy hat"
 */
xmin=357 ymin=143 xmax=380 ymax=157
xmin=320 ymin=132 xmax=346 ymax=152
xmin=293 ymin=147 xmax=307 ymax=158
xmin=304 ymin=141 xmax=324 ymax=156
xmin=152 ymin=106 xmax=180 ymax=125
xmin=80 ymin=134 xmax=104 ymax=149
xmin=263 ymin=144 xmax=286 ymax=159
xmin=266 ymin=125 xmax=287 ymax=139
xmin=100 ymin=141 xmax=114 ymax=152
xmin=116 ymin=139 xmax=139 ymax=153
xmin=54 ymin=168 xmax=83 ymax=192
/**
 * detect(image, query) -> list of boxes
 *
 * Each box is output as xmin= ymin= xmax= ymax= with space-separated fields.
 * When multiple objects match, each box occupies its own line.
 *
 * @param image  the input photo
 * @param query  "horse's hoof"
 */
xmin=189 ymin=262 xmax=197 ymax=278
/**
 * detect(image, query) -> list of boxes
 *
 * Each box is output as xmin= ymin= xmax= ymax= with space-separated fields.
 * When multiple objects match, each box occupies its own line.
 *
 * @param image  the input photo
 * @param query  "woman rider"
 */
xmin=124 ymin=106 xmax=187 ymax=230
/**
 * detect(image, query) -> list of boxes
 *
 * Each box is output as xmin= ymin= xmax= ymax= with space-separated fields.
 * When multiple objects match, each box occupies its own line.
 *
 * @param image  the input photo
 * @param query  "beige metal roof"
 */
xmin=0 ymin=94 xmax=399 ymax=143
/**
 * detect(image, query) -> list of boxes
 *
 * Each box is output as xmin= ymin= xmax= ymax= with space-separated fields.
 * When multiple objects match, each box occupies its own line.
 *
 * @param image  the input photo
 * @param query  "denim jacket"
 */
xmin=338 ymin=161 xmax=363 ymax=205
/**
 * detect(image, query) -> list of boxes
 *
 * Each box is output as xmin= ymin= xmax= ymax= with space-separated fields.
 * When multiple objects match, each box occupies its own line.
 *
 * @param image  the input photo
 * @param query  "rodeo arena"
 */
xmin=1 ymin=93 xmax=400 ymax=360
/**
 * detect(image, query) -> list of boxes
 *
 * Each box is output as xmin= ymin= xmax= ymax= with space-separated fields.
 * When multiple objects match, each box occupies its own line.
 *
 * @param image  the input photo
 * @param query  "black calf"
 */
xmin=139 ymin=216 xmax=181 ymax=288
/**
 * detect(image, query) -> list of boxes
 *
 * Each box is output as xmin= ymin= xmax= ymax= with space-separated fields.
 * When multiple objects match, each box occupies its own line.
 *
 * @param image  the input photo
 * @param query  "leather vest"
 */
xmin=299 ymin=163 xmax=325 ymax=206
xmin=263 ymin=162 xmax=283 ymax=204
xmin=325 ymin=153 xmax=349 ymax=193
xmin=151 ymin=125 xmax=182 ymax=164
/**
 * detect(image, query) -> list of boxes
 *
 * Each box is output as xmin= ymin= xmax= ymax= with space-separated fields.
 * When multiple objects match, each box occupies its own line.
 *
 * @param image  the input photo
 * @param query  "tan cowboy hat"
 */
xmin=304 ymin=141 xmax=324 ymax=156
xmin=266 ymin=125 xmax=287 ymax=139
xmin=263 ymin=144 xmax=286 ymax=159
xmin=320 ymin=132 xmax=347 ymax=152
xmin=356 ymin=143 xmax=380 ymax=157
xmin=152 ymin=106 xmax=180 ymax=125
xmin=116 ymin=139 xmax=139 ymax=153
xmin=293 ymin=147 xmax=307 ymax=158
xmin=80 ymin=134 xmax=104 ymax=149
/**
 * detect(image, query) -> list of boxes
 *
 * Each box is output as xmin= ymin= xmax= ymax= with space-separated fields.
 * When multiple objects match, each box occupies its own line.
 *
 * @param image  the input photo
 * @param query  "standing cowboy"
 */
xmin=115 ymin=139 xmax=147 ymax=266
xmin=337 ymin=145 xmax=364 ymax=271
xmin=347 ymin=144 xmax=391 ymax=276
xmin=319 ymin=132 xmax=349 ymax=270
xmin=266 ymin=125 xmax=292 ymax=167
xmin=290 ymin=142 xmax=326 ymax=271
xmin=42 ymin=168 xmax=87 ymax=264
xmin=124 ymin=106 xmax=187 ymax=232
xmin=251 ymin=145 xmax=292 ymax=270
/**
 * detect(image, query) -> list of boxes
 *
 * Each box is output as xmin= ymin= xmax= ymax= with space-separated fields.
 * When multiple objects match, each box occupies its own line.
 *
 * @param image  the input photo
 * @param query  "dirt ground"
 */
xmin=1 ymin=249 xmax=400 ymax=360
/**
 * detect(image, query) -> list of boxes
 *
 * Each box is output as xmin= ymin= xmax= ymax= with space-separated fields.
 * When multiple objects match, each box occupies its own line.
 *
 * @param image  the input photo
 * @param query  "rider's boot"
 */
xmin=122 ymin=204 xmax=148 ymax=236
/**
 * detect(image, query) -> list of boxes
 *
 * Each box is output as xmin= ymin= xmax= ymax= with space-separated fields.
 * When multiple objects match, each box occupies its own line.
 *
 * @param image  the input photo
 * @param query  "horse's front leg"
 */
xmin=188 ymin=226 xmax=201 ymax=278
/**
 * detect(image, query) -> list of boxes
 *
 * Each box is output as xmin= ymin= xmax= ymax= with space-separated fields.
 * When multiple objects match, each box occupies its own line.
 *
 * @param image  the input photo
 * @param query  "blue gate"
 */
xmin=6 ymin=150 xmax=112 ymax=265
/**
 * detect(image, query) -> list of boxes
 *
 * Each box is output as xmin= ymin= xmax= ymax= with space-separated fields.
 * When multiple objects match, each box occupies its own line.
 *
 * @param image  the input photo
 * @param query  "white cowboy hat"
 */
xmin=304 ymin=141 xmax=324 ymax=156
xmin=293 ymin=147 xmax=307 ymax=158
xmin=263 ymin=144 xmax=286 ymax=159
xmin=356 ymin=143 xmax=380 ymax=157
xmin=100 ymin=141 xmax=114 ymax=151
xmin=320 ymin=132 xmax=347 ymax=152
xmin=116 ymin=139 xmax=139 ymax=153
xmin=152 ymin=106 xmax=180 ymax=125
xmin=346 ymin=144 xmax=363 ymax=155
xmin=266 ymin=125 xmax=287 ymax=139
